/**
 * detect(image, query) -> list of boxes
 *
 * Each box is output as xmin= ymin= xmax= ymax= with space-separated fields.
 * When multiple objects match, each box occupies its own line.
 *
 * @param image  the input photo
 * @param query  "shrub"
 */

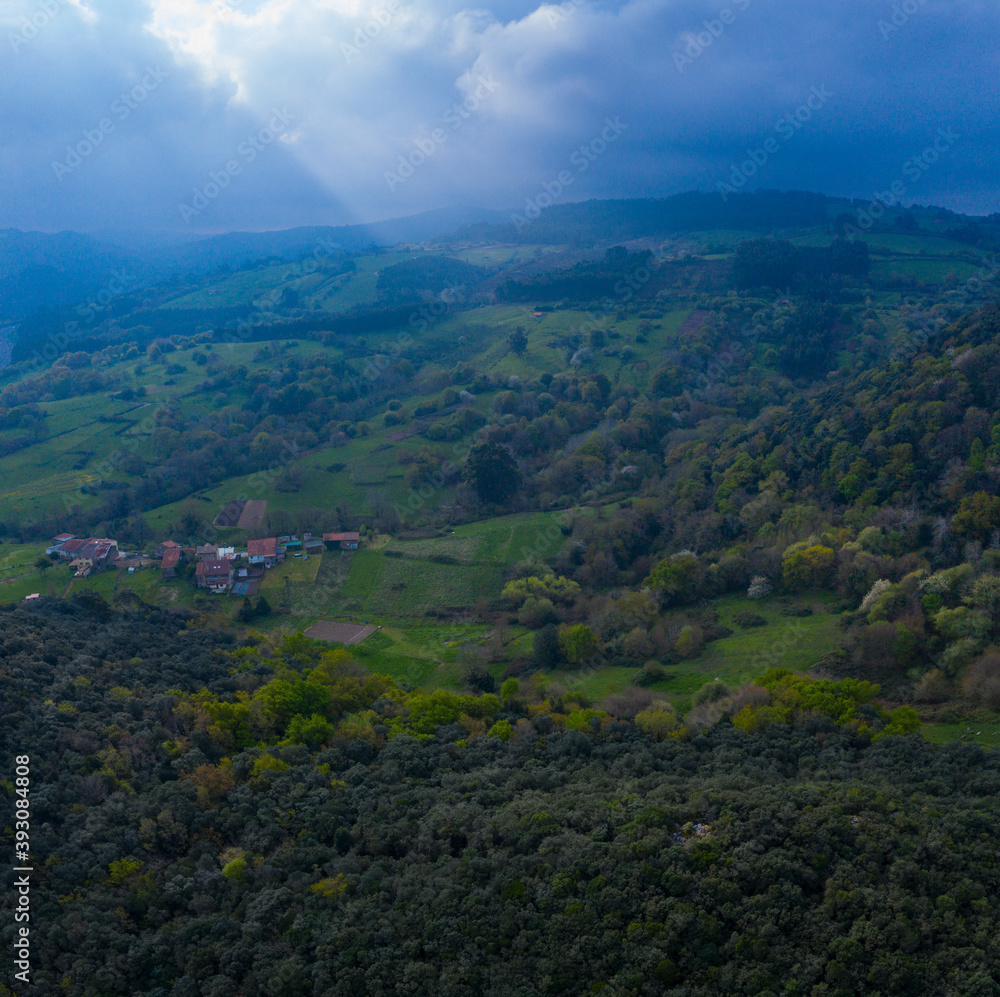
xmin=734 ymin=611 xmax=767 ymax=628
xmin=251 ymin=755 xmax=291 ymax=777
xmin=487 ymin=720 xmax=514 ymax=740
xmin=632 ymin=661 xmax=667 ymax=687
xmin=860 ymin=579 xmax=893 ymax=613
xmin=693 ymin=680 xmax=731 ymax=706
xmin=913 ymin=669 xmax=951 ymax=704
xmin=222 ymin=857 xmax=248 ymax=881
xmin=634 ymin=703 xmax=680 ymax=741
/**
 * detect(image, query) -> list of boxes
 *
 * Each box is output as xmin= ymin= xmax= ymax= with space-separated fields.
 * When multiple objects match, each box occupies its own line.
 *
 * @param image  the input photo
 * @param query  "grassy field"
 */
xmin=348 ymin=621 xmax=499 ymax=689
xmin=339 ymin=548 xmax=502 ymax=616
xmin=871 ymin=258 xmax=980 ymax=282
xmin=539 ymin=593 xmax=845 ymax=711
xmin=158 ymin=253 xmax=413 ymax=314
xmin=0 ymin=338 xmax=332 ymax=525
xmin=920 ymin=721 xmax=1000 ymax=748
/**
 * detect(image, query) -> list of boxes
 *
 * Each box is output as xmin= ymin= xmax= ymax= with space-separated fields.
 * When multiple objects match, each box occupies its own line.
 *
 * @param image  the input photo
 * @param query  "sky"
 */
xmin=1 ymin=0 xmax=997 ymax=236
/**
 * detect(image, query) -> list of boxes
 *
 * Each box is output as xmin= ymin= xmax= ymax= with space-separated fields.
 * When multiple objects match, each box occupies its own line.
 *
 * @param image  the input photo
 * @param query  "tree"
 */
xmin=34 ymin=557 xmax=51 ymax=574
xmin=533 ymin=624 xmax=561 ymax=668
xmin=464 ymin=442 xmax=522 ymax=504
xmin=634 ymin=703 xmax=680 ymax=740
xmin=508 ymin=326 xmax=528 ymax=357
xmin=500 ymin=678 xmax=520 ymax=702
xmin=644 ymin=552 xmax=700 ymax=604
xmin=781 ymin=545 xmax=835 ymax=591
xmin=558 ymin=624 xmax=599 ymax=667
xmin=954 ymin=491 xmax=1000 ymax=542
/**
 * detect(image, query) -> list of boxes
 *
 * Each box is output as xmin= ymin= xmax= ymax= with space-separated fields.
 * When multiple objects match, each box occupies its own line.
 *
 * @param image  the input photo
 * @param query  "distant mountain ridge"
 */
xmin=1 ymin=193 xmax=993 ymax=325
xmin=0 ymin=229 xmax=138 ymax=324
xmin=0 ymin=206 xmax=508 ymax=323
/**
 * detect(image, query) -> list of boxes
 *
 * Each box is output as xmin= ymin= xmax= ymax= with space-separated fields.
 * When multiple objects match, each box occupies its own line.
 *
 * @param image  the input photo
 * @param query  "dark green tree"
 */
xmin=464 ymin=442 xmax=522 ymax=504
xmin=533 ymin=624 xmax=561 ymax=669
xmin=508 ymin=326 xmax=528 ymax=357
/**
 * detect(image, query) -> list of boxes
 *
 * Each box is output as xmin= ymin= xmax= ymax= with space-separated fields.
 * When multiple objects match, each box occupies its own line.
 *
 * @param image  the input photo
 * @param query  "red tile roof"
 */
xmin=161 ymin=548 xmax=181 ymax=570
xmin=247 ymin=538 xmax=277 ymax=557
xmin=196 ymin=560 xmax=232 ymax=577
xmin=323 ymin=532 xmax=360 ymax=542
xmin=58 ymin=538 xmax=117 ymax=559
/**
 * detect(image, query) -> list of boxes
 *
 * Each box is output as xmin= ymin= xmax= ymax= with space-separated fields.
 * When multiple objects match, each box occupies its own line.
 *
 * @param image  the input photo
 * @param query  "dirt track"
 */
xmin=303 ymin=621 xmax=377 ymax=644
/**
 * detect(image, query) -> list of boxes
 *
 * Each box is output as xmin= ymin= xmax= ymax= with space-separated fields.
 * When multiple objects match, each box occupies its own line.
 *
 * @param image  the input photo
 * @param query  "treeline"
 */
xmin=456 ymin=191 xmax=832 ymax=245
xmin=733 ymin=237 xmax=870 ymax=290
xmin=496 ymin=247 xmax=660 ymax=303
xmin=375 ymin=256 xmax=485 ymax=304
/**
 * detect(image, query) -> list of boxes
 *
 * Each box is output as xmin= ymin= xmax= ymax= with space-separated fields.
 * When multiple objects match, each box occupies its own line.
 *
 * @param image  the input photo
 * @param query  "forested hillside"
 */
xmin=2 ymin=192 xmax=1000 ymax=994
xmin=1 ymin=598 xmax=998 ymax=997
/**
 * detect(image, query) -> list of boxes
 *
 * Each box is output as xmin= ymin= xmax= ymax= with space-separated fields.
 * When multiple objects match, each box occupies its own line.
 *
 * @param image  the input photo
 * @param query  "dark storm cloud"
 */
xmin=0 ymin=0 xmax=995 ymax=235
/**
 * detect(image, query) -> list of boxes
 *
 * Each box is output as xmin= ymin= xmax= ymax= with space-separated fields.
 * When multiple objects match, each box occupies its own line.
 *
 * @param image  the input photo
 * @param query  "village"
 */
xmin=42 ymin=530 xmax=362 ymax=597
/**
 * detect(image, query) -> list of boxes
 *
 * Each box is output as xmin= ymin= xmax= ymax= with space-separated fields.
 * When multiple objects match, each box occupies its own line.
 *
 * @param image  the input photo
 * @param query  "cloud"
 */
xmin=0 ymin=0 xmax=996 ymax=235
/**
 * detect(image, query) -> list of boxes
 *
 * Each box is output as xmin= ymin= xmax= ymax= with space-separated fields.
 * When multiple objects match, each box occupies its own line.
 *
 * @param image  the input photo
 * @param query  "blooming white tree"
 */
xmin=860 ymin=579 xmax=892 ymax=613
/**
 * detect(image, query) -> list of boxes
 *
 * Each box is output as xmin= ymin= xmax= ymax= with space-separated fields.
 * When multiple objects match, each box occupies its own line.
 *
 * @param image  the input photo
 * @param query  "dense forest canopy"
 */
xmin=1 ymin=600 xmax=998 ymax=997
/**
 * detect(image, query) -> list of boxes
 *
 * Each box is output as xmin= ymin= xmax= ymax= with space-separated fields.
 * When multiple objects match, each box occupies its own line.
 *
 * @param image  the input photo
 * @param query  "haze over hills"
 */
xmin=0 ymin=206 xmax=512 ymax=324
xmin=2 ymin=190 xmax=996 ymax=330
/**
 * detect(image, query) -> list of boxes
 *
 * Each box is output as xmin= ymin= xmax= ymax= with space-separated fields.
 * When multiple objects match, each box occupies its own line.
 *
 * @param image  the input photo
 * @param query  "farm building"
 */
xmin=195 ymin=544 xmax=218 ymax=561
xmin=324 ymin=531 xmax=360 ymax=550
xmin=247 ymin=537 xmax=280 ymax=567
xmin=46 ymin=533 xmax=75 ymax=555
xmin=161 ymin=548 xmax=182 ymax=578
xmin=54 ymin=538 xmax=119 ymax=570
xmin=155 ymin=540 xmax=182 ymax=559
xmin=231 ymin=564 xmax=264 ymax=597
xmin=195 ymin=559 xmax=234 ymax=593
